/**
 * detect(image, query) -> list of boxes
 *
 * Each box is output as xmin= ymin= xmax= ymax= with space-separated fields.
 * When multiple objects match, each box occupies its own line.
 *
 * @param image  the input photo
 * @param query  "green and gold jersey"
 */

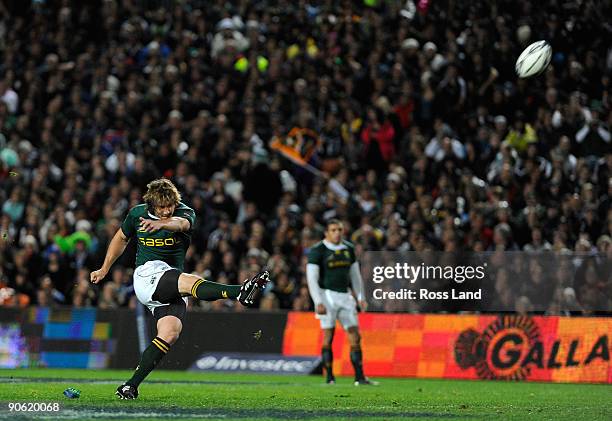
xmin=307 ymin=240 xmax=356 ymax=293
xmin=120 ymin=202 xmax=195 ymax=272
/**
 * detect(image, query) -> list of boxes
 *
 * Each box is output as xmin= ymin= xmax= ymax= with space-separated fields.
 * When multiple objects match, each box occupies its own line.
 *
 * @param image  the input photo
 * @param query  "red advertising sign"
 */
xmin=282 ymin=313 xmax=611 ymax=383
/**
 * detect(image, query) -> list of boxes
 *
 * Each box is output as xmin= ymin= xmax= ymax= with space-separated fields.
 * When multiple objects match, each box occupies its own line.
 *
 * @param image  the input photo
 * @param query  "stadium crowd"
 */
xmin=0 ymin=0 xmax=610 ymax=315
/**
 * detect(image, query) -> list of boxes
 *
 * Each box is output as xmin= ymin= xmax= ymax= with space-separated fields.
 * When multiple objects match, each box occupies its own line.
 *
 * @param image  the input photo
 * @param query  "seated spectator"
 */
xmin=0 ymin=1 xmax=609 ymax=316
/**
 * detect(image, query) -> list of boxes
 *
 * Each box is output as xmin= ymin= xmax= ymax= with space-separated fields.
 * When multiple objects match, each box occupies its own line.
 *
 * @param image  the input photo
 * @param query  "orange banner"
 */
xmin=282 ymin=313 xmax=611 ymax=383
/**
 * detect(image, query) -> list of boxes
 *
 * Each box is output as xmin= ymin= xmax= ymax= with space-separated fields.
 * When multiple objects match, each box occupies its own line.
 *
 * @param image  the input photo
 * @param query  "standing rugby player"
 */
xmin=306 ymin=219 xmax=376 ymax=385
xmin=91 ymin=178 xmax=269 ymax=399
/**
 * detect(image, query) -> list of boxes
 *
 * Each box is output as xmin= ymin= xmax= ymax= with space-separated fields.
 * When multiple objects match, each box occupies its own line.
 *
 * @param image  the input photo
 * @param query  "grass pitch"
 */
xmin=0 ymin=369 xmax=609 ymax=420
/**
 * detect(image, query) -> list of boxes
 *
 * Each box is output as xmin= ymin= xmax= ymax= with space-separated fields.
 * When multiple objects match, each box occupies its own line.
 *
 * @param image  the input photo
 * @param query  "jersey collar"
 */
xmin=323 ymin=239 xmax=346 ymax=251
xmin=147 ymin=211 xmax=160 ymax=220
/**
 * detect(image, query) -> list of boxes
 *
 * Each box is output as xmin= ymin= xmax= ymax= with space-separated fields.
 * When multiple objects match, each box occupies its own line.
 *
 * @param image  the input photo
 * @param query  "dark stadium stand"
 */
xmin=0 ymin=0 xmax=610 ymax=314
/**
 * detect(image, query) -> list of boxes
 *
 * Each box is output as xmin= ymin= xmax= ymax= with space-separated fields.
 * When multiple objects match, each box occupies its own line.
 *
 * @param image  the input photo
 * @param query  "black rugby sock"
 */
xmin=191 ymin=279 xmax=240 ymax=301
xmin=350 ymin=346 xmax=365 ymax=381
xmin=126 ymin=337 xmax=170 ymax=388
xmin=322 ymin=346 xmax=334 ymax=380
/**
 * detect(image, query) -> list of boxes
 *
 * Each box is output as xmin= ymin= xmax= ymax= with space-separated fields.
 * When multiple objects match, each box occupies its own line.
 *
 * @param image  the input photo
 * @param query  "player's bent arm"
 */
xmin=349 ymin=261 xmax=364 ymax=302
xmin=159 ymin=217 xmax=191 ymax=232
xmin=91 ymin=229 xmax=130 ymax=283
xmin=102 ymin=229 xmax=130 ymax=270
xmin=306 ymin=263 xmax=323 ymax=306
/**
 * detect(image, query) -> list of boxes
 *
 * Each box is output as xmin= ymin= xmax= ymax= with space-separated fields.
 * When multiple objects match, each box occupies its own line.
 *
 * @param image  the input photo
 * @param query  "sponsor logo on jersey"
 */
xmin=332 ymin=249 xmax=351 ymax=259
xmin=138 ymin=237 xmax=180 ymax=247
xmin=326 ymin=252 xmax=351 ymax=268
xmin=327 ymin=260 xmax=351 ymax=268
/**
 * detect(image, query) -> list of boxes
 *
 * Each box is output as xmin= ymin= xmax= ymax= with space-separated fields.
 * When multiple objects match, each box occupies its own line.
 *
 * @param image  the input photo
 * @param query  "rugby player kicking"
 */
xmin=91 ymin=178 xmax=269 ymax=399
xmin=306 ymin=219 xmax=377 ymax=385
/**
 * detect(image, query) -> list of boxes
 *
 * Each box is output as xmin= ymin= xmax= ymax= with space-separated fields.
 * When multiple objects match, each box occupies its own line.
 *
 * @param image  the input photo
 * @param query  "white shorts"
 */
xmin=133 ymin=260 xmax=187 ymax=314
xmin=316 ymin=289 xmax=358 ymax=329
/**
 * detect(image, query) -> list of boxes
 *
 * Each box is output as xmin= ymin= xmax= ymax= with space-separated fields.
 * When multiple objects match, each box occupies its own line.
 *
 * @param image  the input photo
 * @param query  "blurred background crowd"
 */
xmin=0 ymin=0 xmax=610 ymax=314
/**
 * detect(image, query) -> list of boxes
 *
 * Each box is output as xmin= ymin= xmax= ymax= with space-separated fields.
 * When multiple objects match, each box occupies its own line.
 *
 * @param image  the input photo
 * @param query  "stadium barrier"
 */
xmin=282 ymin=312 xmax=611 ymax=384
xmin=0 ymin=307 xmax=288 ymax=370
xmin=156 ymin=310 xmax=287 ymax=370
xmin=2 ymin=307 xmax=609 ymax=383
xmin=0 ymin=307 xmax=138 ymax=369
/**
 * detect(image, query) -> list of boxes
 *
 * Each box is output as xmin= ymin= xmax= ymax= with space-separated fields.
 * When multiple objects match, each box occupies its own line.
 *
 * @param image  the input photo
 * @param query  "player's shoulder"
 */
xmin=175 ymin=201 xmax=194 ymax=213
xmin=341 ymin=239 xmax=355 ymax=250
xmin=128 ymin=204 xmax=148 ymax=217
xmin=310 ymin=241 xmax=325 ymax=250
xmin=308 ymin=241 xmax=325 ymax=255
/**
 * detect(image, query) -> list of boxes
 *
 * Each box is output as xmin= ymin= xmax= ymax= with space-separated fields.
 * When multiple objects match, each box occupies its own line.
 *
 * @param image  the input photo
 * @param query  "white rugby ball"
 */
xmin=515 ymin=40 xmax=552 ymax=78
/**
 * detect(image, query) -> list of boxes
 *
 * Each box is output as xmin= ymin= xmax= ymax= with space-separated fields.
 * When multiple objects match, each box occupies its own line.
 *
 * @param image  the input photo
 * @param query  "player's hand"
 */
xmin=316 ymin=303 xmax=327 ymax=315
xmin=358 ymin=300 xmax=368 ymax=312
xmin=139 ymin=217 xmax=164 ymax=233
xmin=90 ymin=268 xmax=108 ymax=284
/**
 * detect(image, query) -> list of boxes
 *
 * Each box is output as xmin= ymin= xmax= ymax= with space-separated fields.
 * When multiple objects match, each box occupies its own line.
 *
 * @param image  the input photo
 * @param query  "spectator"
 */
xmin=361 ymin=107 xmax=396 ymax=174
xmin=0 ymin=1 xmax=609 ymax=315
xmin=98 ymin=283 xmax=120 ymax=310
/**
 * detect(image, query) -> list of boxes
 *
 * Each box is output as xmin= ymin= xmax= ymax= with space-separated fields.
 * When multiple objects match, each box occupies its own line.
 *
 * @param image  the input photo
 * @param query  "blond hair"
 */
xmin=143 ymin=178 xmax=181 ymax=208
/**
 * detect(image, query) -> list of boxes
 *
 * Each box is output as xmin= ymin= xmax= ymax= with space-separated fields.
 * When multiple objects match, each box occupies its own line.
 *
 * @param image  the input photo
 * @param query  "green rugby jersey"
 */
xmin=120 ymin=202 xmax=195 ymax=271
xmin=307 ymin=240 xmax=356 ymax=293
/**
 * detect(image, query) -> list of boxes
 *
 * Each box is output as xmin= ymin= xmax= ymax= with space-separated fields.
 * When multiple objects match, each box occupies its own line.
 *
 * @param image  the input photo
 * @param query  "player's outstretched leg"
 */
xmin=179 ymin=272 xmax=240 ymax=301
xmin=178 ymin=270 xmax=270 ymax=306
xmin=117 ymin=315 xmax=182 ymax=399
xmin=347 ymin=326 xmax=378 ymax=386
xmin=322 ymin=328 xmax=335 ymax=384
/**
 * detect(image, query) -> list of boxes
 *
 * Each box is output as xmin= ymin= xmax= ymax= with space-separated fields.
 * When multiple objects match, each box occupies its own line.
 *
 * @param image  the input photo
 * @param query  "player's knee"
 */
xmin=348 ymin=328 xmax=361 ymax=346
xmin=156 ymin=316 xmax=183 ymax=345
xmin=178 ymin=273 xmax=201 ymax=296
xmin=158 ymin=328 xmax=181 ymax=345
xmin=322 ymin=330 xmax=335 ymax=347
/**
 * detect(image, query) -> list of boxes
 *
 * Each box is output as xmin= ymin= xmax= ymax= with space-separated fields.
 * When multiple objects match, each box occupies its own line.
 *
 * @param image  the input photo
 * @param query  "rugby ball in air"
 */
xmin=515 ymin=40 xmax=552 ymax=78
